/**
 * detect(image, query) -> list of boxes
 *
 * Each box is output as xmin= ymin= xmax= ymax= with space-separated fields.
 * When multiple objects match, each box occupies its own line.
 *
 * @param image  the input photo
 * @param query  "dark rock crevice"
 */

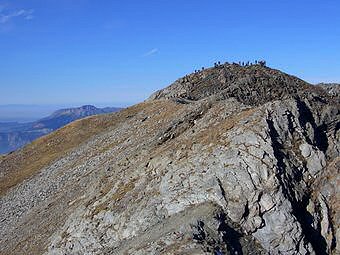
xmin=192 ymin=211 xmax=265 ymax=255
xmin=215 ymin=212 xmax=243 ymax=255
xmin=216 ymin=177 xmax=228 ymax=205
xmin=296 ymin=99 xmax=329 ymax=153
xmin=266 ymin=116 xmax=329 ymax=255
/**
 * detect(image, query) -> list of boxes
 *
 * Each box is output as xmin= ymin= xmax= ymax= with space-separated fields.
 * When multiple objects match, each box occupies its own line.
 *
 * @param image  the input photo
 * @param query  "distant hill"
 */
xmin=0 ymin=105 xmax=121 ymax=154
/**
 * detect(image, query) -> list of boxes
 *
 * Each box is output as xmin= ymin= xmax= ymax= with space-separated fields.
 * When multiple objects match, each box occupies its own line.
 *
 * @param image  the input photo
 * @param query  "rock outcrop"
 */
xmin=0 ymin=63 xmax=339 ymax=254
xmin=317 ymin=83 xmax=340 ymax=98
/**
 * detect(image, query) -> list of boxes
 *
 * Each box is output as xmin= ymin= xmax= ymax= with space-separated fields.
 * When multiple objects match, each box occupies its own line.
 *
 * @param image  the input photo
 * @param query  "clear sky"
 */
xmin=0 ymin=0 xmax=339 ymax=106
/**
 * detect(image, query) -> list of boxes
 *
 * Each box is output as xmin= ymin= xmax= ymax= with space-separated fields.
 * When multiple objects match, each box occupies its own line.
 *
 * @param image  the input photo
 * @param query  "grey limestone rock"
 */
xmin=0 ymin=64 xmax=339 ymax=255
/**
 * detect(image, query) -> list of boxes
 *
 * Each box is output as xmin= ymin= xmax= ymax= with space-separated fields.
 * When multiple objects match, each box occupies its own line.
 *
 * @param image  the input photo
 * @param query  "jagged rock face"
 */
xmin=0 ymin=66 xmax=339 ymax=255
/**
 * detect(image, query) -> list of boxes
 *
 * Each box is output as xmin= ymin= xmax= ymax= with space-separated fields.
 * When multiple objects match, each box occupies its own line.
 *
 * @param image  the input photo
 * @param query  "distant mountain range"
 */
xmin=0 ymin=105 xmax=122 ymax=154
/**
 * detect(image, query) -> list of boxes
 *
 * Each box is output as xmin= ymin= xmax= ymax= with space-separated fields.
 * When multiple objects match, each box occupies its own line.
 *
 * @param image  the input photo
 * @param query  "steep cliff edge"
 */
xmin=0 ymin=64 xmax=339 ymax=254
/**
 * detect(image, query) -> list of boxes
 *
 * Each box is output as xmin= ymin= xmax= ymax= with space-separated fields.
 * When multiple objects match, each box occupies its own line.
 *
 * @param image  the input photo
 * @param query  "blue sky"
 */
xmin=0 ymin=0 xmax=339 ymax=107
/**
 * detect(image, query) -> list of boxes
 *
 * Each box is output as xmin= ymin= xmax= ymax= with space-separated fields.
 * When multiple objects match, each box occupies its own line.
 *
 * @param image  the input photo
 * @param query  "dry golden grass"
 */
xmin=194 ymin=108 xmax=255 ymax=145
xmin=149 ymin=105 xmax=255 ymax=164
xmin=111 ymin=178 xmax=137 ymax=202
xmin=0 ymin=115 xmax=115 ymax=196
xmin=92 ymin=202 xmax=109 ymax=216
xmin=0 ymin=100 xmax=183 ymax=197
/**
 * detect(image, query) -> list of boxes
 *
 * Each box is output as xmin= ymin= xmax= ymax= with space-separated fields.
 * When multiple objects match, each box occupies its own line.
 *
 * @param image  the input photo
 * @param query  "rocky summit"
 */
xmin=0 ymin=63 xmax=339 ymax=255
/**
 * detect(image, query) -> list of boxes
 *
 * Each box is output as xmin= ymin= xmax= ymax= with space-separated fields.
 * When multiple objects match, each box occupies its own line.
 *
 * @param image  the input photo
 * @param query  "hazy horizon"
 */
xmin=0 ymin=103 xmax=126 ymax=123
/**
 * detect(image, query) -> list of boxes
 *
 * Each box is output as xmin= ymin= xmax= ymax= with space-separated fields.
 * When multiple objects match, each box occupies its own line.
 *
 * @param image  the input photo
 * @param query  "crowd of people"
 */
xmin=193 ymin=60 xmax=267 ymax=73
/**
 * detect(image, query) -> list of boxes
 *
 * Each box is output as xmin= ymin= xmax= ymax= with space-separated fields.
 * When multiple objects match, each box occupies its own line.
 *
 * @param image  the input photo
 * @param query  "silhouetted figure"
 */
xmin=259 ymin=60 xmax=266 ymax=67
xmin=202 ymin=67 xmax=205 ymax=70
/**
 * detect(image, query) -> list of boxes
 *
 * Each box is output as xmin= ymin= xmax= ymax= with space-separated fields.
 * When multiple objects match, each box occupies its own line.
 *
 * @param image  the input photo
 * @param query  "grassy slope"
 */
xmin=0 ymin=99 xmax=187 ymax=255
xmin=0 ymin=103 xmax=145 ymax=196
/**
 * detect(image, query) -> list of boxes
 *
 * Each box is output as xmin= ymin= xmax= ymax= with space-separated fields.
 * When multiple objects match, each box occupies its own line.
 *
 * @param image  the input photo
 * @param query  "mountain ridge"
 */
xmin=0 ymin=64 xmax=339 ymax=255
